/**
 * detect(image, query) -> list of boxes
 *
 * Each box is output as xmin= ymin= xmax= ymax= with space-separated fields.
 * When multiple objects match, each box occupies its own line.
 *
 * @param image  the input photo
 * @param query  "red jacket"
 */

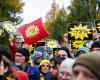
xmin=14 ymin=68 xmax=29 ymax=80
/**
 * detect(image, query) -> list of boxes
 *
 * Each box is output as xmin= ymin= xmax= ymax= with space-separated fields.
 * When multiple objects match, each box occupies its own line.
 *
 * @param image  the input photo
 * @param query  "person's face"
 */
xmin=41 ymin=63 xmax=50 ymax=73
xmin=92 ymin=48 xmax=100 ymax=52
xmin=58 ymin=68 xmax=72 ymax=80
xmin=0 ymin=60 xmax=8 ymax=75
xmin=50 ymin=62 xmax=58 ymax=78
xmin=58 ymin=50 xmax=68 ymax=59
xmin=72 ymin=65 xmax=97 ymax=80
xmin=15 ymin=52 xmax=26 ymax=66
xmin=63 ymin=33 xmax=68 ymax=43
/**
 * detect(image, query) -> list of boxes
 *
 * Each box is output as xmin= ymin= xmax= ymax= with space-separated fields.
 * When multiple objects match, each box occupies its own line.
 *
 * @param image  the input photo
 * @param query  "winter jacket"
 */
xmin=13 ymin=63 xmax=40 ymax=80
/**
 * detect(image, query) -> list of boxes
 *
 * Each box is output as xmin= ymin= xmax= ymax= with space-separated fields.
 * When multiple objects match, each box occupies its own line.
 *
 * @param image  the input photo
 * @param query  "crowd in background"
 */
xmin=0 ymin=28 xmax=100 ymax=80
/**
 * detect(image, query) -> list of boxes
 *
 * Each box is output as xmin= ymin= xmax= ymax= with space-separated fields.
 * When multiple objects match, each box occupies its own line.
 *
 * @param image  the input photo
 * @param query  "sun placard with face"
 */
xmin=71 ymin=40 xmax=85 ymax=50
xmin=46 ymin=39 xmax=58 ymax=48
xmin=94 ymin=19 xmax=100 ymax=33
xmin=68 ymin=22 xmax=93 ymax=40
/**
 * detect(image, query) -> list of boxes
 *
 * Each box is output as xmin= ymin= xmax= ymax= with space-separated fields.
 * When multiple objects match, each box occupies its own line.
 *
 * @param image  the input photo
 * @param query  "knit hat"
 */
xmin=58 ymin=47 xmax=72 ymax=58
xmin=16 ymin=48 xmax=30 ymax=58
xmin=73 ymin=52 xmax=100 ymax=79
xmin=33 ymin=51 xmax=42 ymax=58
xmin=77 ymin=47 xmax=88 ymax=53
xmin=39 ymin=60 xmax=50 ymax=67
xmin=90 ymin=41 xmax=100 ymax=51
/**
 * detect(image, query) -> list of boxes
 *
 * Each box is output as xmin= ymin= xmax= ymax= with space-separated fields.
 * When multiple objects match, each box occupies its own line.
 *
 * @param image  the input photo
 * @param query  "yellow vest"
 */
xmin=40 ymin=73 xmax=44 ymax=80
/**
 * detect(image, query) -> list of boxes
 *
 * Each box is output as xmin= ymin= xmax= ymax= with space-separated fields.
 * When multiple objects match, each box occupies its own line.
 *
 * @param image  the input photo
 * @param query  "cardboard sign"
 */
xmin=68 ymin=22 xmax=93 ymax=40
xmin=71 ymin=40 xmax=85 ymax=50
xmin=46 ymin=40 xmax=58 ymax=48
xmin=53 ymin=48 xmax=59 ymax=57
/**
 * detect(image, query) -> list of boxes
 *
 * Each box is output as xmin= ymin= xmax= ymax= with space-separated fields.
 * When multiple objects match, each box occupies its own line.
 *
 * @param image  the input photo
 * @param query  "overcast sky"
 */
xmin=19 ymin=0 xmax=71 ymax=26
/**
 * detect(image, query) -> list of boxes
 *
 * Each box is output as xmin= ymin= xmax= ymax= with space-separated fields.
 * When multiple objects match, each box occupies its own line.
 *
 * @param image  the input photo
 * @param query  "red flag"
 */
xmin=18 ymin=18 xmax=49 ymax=45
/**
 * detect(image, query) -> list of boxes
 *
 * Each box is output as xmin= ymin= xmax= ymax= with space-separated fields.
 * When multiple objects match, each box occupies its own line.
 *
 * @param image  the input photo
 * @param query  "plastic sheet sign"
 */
xmin=1 ymin=21 xmax=17 ymax=34
xmin=71 ymin=40 xmax=85 ymax=50
xmin=68 ymin=22 xmax=93 ymax=40
xmin=46 ymin=40 xmax=58 ymax=48
xmin=94 ymin=19 xmax=100 ymax=33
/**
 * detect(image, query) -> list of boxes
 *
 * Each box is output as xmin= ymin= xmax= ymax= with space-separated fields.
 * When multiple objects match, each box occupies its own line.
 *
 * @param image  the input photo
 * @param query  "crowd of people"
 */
xmin=1 ymin=29 xmax=100 ymax=80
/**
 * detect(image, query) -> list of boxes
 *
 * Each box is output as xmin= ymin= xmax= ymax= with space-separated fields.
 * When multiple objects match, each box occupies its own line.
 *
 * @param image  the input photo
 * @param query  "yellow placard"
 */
xmin=47 ymin=40 xmax=58 ymax=48
xmin=72 ymin=41 xmax=84 ymax=49
xmin=69 ymin=24 xmax=91 ymax=40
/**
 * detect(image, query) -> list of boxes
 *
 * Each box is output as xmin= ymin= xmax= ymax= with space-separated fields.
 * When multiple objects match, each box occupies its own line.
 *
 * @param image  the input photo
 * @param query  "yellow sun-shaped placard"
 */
xmin=25 ymin=25 xmax=39 ymax=38
xmin=21 ymin=43 xmax=29 ymax=49
xmin=72 ymin=41 xmax=84 ymax=49
xmin=69 ymin=24 xmax=91 ymax=40
xmin=3 ymin=23 xmax=17 ymax=33
xmin=47 ymin=40 xmax=58 ymax=48
xmin=28 ymin=45 xmax=34 ymax=52
xmin=97 ymin=23 xmax=100 ymax=31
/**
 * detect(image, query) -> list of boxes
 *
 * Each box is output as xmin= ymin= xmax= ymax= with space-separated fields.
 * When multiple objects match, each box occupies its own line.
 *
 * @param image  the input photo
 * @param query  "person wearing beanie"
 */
xmin=32 ymin=51 xmax=42 ymax=68
xmin=0 ymin=45 xmax=29 ymax=80
xmin=57 ymin=47 xmax=72 ymax=59
xmin=75 ymin=47 xmax=88 ymax=57
xmin=90 ymin=41 xmax=100 ymax=51
xmin=39 ymin=60 xmax=51 ymax=80
xmin=72 ymin=52 xmax=100 ymax=80
xmin=14 ymin=48 xmax=40 ymax=80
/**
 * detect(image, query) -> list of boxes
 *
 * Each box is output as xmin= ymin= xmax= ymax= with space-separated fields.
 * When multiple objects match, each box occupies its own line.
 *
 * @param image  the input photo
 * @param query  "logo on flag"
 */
xmin=18 ymin=18 xmax=49 ymax=44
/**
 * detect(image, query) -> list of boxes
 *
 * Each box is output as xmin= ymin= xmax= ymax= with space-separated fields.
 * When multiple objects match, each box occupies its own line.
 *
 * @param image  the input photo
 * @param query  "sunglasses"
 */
xmin=42 ymin=64 xmax=50 ymax=68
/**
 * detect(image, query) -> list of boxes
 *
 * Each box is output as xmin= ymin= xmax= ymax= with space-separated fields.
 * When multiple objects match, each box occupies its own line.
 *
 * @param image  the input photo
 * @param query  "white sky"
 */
xmin=20 ymin=0 xmax=71 ymax=26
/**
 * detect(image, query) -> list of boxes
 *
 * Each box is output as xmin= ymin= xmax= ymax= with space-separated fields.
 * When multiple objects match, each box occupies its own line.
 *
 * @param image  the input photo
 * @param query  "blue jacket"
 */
xmin=13 ymin=63 xmax=40 ymax=80
xmin=40 ymin=71 xmax=51 ymax=80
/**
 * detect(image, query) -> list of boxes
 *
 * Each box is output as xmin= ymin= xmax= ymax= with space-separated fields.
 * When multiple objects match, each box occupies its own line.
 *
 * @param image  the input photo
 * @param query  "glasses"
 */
xmin=42 ymin=64 xmax=50 ymax=68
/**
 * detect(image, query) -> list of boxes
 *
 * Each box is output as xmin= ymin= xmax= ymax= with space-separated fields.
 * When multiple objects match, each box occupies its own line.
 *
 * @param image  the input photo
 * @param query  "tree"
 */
xmin=96 ymin=0 xmax=100 ymax=18
xmin=67 ymin=0 xmax=97 ymax=23
xmin=44 ymin=1 xmax=68 ymax=41
xmin=52 ymin=6 xmax=68 ymax=41
xmin=0 ymin=0 xmax=24 ymax=22
xmin=0 ymin=0 xmax=24 ymax=45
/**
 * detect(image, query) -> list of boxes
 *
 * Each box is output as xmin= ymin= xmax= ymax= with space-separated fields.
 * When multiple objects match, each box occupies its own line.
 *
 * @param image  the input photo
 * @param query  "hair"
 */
xmin=58 ymin=47 xmax=72 ymax=58
xmin=16 ymin=48 xmax=30 ymax=62
xmin=75 ymin=50 xmax=86 ymax=57
xmin=0 ymin=55 xmax=17 ymax=79
xmin=90 ymin=41 xmax=100 ymax=51
xmin=60 ymin=58 xmax=75 ymax=69
xmin=0 ymin=45 xmax=13 ymax=61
